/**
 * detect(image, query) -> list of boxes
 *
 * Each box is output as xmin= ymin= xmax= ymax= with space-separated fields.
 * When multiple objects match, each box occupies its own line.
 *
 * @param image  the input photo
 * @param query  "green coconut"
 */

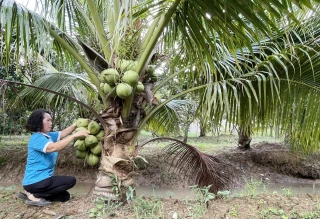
xmin=87 ymin=153 xmax=100 ymax=166
xmin=101 ymin=68 xmax=120 ymax=85
xmin=155 ymin=92 xmax=161 ymax=103
xmin=74 ymin=127 xmax=88 ymax=140
xmin=84 ymin=135 xmax=98 ymax=148
xmin=88 ymin=121 xmax=100 ymax=135
xmin=76 ymin=150 xmax=87 ymax=159
xmin=116 ymin=83 xmax=132 ymax=99
xmin=103 ymin=83 xmax=117 ymax=97
xmin=122 ymin=70 xmax=139 ymax=86
xmin=74 ymin=139 xmax=87 ymax=151
xmin=146 ymin=65 xmax=157 ymax=82
xmin=103 ymin=83 xmax=112 ymax=93
xmin=99 ymin=83 xmax=105 ymax=96
xmin=145 ymin=65 xmax=156 ymax=75
xmin=76 ymin=118 xmax=89 ymax=127
xmin=74 ymin=139 xmax=84 ymax=148
xmin=90 ymin=142 xmax=102 ymax=156
xmin=95 ymin=130 xmax=105 ymax=140
xmin=118 ymin=59 xmax=137 ymax=72
xmin=150 ymin=73 xmax=157 ymax=82
xmin=74 ymin=127 xmax=88 ymax=132
xmin=136 ymin=81 xmax=144 ymax=93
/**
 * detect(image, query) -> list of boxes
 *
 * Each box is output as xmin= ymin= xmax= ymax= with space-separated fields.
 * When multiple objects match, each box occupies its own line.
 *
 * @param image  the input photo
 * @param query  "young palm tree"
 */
xmin=0 ymin=0 xmax=318 ymax=197
xmin=193 ymin=8 xmax=320 ymax=151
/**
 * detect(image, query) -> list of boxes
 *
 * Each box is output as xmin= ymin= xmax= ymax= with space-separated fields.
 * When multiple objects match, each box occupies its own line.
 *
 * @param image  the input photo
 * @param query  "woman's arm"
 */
xmin=46 ymin=129 xmax=89 ymax=152
xmin=60 ymin=124 xmax=77 ymax=139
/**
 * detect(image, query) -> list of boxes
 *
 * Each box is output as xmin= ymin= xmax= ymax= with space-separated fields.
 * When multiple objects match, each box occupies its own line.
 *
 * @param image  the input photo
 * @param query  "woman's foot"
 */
xmin=25 ymin=198 xmax=52 ymax=207
xmin=25 ymin=191 xmax=41 ymax=201
xmin=24 ymin=191 xmax=52 ymax=206
xmin=17 ymin=192 xmax=29 ymax=200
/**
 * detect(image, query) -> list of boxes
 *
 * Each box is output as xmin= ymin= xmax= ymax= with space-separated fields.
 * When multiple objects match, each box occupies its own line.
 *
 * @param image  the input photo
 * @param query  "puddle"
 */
xmin=69 ymin=184 xmax=196 ymax=200
xmin=135 ymin=187 xmax=195 ymax=200
xmin=2 ymin=182 xmax=320 ymax=199
xmin=0 ymin=182 xmax=195 ymax=199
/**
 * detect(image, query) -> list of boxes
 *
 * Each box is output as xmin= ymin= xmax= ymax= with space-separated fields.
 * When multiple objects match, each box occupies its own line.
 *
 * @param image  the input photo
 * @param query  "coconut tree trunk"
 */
xmin=92 ymin=106 xmax=138 ymax=199
xmin=237 ymin=125 xmax=252 ymax=150
xmin=199 ymin=121 xmax=206 ymax=137
xmin=2 ymin=88 xmax=6 ymax=136
xmin=183 ymin=122 xmax=191 ymax=143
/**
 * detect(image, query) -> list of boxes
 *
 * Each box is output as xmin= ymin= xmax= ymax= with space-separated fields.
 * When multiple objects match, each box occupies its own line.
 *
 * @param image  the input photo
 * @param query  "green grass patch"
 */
xmin=1 ymin=133 xmax=283 ymax=154
xmin=137 ymin=132 xmax=283 ymax=154
xmin=0 ymin=135 xmax=29 ymax=148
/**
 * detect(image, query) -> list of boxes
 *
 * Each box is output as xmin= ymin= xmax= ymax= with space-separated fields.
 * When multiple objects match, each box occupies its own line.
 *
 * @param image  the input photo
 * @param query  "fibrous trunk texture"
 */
xmin=92 ymin=106 xmax=138 ymax=200
xmin=199 ymin=122 xmax=206 ymax=137
xmin=238 ymin=125 xmax=252 ymax=150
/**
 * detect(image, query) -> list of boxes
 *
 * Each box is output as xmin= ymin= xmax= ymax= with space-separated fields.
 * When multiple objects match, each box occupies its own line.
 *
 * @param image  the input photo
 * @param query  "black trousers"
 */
xmin=23 ymin=176 xmax=76 ymax=202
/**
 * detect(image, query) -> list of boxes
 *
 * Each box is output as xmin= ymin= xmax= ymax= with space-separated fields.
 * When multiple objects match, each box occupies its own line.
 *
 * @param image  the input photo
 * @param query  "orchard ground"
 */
xmin=1 ymin=133 xmax=320 ymax=218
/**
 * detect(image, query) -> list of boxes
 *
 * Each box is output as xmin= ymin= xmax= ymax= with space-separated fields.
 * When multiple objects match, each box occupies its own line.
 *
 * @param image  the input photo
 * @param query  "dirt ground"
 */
xmin=1 ymin=138 xmax=320 ymax=219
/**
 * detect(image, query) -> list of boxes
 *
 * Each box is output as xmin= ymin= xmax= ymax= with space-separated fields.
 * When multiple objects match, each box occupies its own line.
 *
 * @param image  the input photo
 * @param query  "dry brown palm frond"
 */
xmin=139 ymin=137 xmax=235 ymax=193
xmin=76 ymin=36 xmax=109 ymax=72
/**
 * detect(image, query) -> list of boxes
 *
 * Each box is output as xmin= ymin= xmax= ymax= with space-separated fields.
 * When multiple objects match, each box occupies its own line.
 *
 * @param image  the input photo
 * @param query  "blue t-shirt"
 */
xmin=22 ymin=132 xmax=60 ymax=186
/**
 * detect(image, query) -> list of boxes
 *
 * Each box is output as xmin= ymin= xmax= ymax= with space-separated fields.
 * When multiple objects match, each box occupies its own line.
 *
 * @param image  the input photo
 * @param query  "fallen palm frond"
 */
xmin=139 ymin=137 xmax=234 ymax=193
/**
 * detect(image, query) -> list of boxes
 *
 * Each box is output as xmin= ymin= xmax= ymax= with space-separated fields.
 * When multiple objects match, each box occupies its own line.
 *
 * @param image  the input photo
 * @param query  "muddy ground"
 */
xmin=1 ymin=137 xmax=320 ymax=218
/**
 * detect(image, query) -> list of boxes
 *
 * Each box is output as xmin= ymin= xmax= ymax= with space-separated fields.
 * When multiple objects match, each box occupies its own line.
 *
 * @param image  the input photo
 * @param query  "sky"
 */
xmin=14 ymin=0 xmax=39 ymax=11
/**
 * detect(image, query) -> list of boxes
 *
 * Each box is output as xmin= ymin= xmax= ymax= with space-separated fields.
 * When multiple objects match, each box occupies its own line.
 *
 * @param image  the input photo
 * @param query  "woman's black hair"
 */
xmin=25 ymin=109 xmax=51 ymax=132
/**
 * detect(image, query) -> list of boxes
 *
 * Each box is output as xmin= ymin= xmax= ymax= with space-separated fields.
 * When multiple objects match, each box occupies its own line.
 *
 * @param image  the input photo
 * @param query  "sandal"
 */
xmin=17 ymin=192 xmax=29 ymax=201
xmin=25 ymin=198 xmax=52 ymax=207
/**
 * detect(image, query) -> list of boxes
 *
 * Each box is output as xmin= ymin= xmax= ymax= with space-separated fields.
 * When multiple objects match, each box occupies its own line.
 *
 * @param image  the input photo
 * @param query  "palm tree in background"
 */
xmin=0 ymin=0 xmax=319 ymax=198
xmin=188 ymin=9 xmax=320 ymax=152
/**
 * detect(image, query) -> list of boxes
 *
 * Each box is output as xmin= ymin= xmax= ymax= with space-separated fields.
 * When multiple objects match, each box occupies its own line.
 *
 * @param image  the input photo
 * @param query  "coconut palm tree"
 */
xmin=192 ymin=8 xmax=320 ymax=152
xmin=0 ymin=0 xmax=319 ymax=197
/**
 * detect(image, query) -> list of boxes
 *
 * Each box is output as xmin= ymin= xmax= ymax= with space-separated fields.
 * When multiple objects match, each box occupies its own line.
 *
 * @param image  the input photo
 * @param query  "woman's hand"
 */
xmin=72 ymin=129 xmax=90 ymax=138
xmin=60 ymin=123 xmax=77 ymax=138
xmin=46 ymin=129 xmax=90 ymax=153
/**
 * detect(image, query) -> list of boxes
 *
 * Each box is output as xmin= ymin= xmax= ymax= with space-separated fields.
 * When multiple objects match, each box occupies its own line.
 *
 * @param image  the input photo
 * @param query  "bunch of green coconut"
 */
xmin=99 ymin=59 xmax=156 ymax=99
xmin=73 ymin=118 xmax=105 ymax=166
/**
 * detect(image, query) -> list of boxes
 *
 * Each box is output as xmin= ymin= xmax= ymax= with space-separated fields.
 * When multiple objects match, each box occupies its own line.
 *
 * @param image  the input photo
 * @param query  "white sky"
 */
xmin=14 ymin=0 xmax=40 ymax=12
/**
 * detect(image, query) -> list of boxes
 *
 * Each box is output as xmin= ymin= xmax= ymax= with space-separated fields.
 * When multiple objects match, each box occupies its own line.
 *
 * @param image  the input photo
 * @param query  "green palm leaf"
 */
xmin=145 ymin=99 xmax=191 ymax=135
xmin=17 ymin=71 xmax=97 ymax=108
xmin=193 ymin=12 xmax=320 ymax=153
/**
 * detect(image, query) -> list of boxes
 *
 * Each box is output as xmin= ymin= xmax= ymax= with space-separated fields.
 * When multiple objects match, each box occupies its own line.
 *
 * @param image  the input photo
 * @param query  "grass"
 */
xmin=87 ymin=185 xmax=215 ymax=219
xmin=88 ymin=196 xmax=165 ymax=219
xmin=0 ymin=135 xmax=29 ymax=148
xmin=243 ymin=178 xmax=266 ymax=198
xmin=138 ymin=131 xmax=283 ymax=154
xmin=0 ymin=130 xmax=283 ymax=153
xmin=83 ymin=183 xmax=320 ymax=219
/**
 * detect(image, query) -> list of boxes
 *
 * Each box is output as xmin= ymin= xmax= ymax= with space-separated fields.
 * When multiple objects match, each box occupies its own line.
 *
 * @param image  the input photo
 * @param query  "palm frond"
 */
xmin=162 ymin=0 xmax=316 ymax=74
xmin=76 ymin=36 xmax=109 ymax=73
xmin=185 ymin=8 xmax=320 ymax=154
xmin=1 ymin=78 xmax=107 ymax=128
xmin=144 ymin=99 xmax=191 ymax=135
xmin=165 ymin=143 xmax=233 ymax=193
xmin=139 ymin=137 xmax=234 ymax=193
xmin=17 ymin=71 xmax=97 ymax=108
